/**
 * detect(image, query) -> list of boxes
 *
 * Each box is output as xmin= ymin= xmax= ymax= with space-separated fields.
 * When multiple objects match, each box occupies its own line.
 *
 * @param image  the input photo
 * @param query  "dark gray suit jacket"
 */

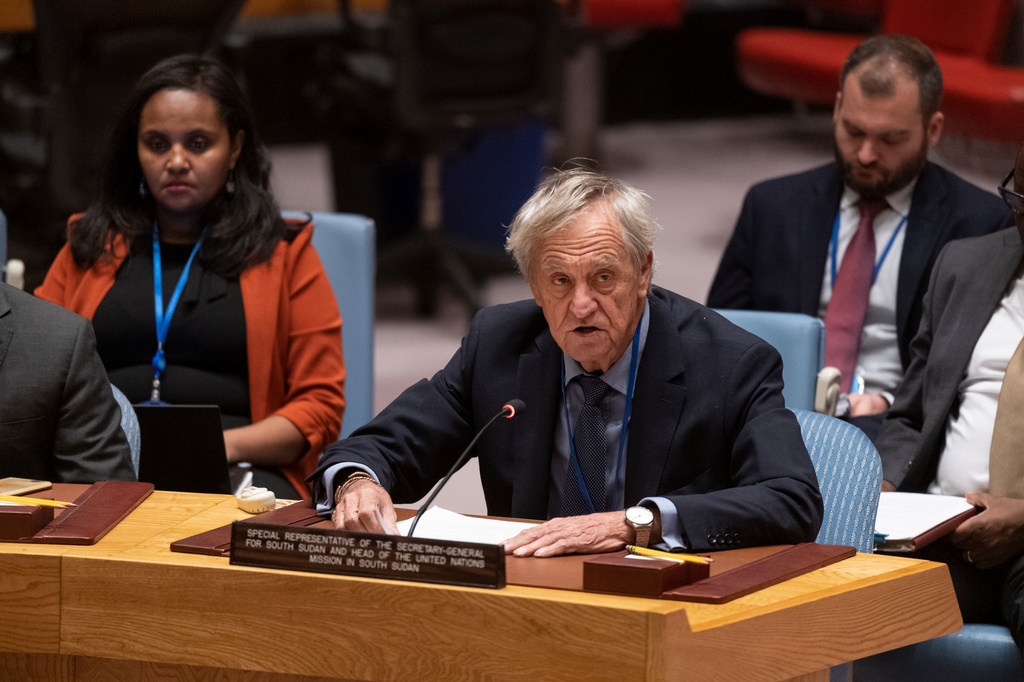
xmin=314 ymin=287 xmax=823 ymax=551
xmin=878 ymin=228 xmax=1023 ymax=490
xmin=708 ymin=162 xmax=1013 ymax=370
xmin=0 ymin=283 xmax=134 ymax=482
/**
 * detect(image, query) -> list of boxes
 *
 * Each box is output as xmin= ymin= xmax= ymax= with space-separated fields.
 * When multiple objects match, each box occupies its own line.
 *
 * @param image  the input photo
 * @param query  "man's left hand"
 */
xmin=503 ymin=511 xmax=632 ymax=557
xmin=847 ymin=392 xmax=889 ymax=417
xmin=950 ymin=492 xmax=1024 ymax=569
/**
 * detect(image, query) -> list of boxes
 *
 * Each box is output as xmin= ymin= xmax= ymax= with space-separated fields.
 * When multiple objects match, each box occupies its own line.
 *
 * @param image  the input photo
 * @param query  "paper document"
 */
xmin=874 ymin=492 xmax=976 ymax=552
xmin=396 ymin=507 xmax=538 ymax=545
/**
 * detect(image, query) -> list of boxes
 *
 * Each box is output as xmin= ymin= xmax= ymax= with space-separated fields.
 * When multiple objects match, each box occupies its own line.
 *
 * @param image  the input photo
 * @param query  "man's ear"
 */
xmin=925 ymin=111 xmax=944 ymax=149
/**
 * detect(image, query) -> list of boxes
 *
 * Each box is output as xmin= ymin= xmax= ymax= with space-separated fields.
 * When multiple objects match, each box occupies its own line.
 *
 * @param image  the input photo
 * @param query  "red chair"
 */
xmin=940 ymin=58 xmax=1024 ymax=142
xmin=558 ymin=0 xmax=687 ymax=159
xmin=736 ymin=0 xmax=1017 ymax=110
xmin=581 ymin=0 xmax=683 ymax=30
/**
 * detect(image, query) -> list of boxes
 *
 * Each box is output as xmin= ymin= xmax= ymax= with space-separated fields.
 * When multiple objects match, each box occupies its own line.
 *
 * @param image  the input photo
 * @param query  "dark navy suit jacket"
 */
xmin=314 ymin=287 xmax=823 ymax=551
xmin=707 ymin=162 xmax=1012 ymax=369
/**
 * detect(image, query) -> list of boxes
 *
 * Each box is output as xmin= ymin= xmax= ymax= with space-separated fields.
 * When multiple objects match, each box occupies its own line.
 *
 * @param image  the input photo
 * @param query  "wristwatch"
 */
xmin=625 ymin=506 xmax=655 ymax=548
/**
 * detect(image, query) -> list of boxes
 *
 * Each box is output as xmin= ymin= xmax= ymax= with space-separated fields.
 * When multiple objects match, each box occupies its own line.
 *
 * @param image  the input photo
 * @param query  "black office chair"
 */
xmin=329 ymin=0 xmax=564 ymax=317
xmin=29 ymin=0 xmax=246 ymax=220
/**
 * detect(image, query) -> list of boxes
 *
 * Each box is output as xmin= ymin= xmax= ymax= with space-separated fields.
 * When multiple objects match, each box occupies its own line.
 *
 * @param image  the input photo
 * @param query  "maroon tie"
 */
xmin=824 ymin=198 xmax=887 ymax=393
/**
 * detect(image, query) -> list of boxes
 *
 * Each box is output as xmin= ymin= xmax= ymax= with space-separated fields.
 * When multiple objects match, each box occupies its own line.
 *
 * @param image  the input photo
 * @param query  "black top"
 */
xmin=93 ymin=240 xmax=251 ymax=426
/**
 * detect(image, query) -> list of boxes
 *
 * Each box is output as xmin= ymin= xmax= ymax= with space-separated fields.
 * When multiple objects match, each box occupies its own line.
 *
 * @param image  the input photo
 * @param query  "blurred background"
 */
xmin=2 ymin=0 xmax=1024 ymax=511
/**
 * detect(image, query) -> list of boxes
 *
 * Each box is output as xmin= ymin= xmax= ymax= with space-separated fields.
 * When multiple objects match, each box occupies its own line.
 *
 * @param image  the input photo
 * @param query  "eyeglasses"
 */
xmin=998 ymin=169 xmax=1024 ymax=215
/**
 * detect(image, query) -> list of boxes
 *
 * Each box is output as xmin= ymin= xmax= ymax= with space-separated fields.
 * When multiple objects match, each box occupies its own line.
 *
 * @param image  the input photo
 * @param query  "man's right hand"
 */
xmin=331 ymin=478 xmax=400 ymax=534
xmin=847 ymin=392 xmax=890 ymax=416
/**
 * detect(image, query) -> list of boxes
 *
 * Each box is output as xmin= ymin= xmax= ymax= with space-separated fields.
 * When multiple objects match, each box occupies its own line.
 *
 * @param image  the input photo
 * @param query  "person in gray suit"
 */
xmin=877 ymin=143 xmax=1024 ymax=651
xmin=0 ymin=283 xmax=134 ymax=482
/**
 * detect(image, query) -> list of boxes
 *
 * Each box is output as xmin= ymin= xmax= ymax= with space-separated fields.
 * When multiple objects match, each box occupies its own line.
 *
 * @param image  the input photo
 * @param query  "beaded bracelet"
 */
xmin=335 ymin=471 xmax=377 ymax=504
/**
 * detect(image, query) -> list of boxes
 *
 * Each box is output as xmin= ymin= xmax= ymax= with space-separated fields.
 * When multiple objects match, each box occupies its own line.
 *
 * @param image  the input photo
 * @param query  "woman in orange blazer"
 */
xmin=36 ymin=54 xmax=345 ymax=501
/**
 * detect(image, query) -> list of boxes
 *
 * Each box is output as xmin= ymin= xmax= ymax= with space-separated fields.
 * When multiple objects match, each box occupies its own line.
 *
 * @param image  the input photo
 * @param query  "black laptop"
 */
xmin=133 ymin=404 xmax=232 ymax=494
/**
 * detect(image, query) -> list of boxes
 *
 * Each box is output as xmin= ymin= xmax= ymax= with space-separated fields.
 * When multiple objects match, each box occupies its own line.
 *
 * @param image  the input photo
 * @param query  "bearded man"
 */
xmin=708 ymin=34 xmax=1012 ymax=437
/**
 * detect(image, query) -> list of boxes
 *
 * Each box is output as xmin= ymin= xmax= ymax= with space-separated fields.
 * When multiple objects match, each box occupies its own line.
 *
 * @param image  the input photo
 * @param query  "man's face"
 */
xmin=529 ymin=202 xmax=652 ymax=373
xmin=832 ymin=68 xmax=943 ymax=199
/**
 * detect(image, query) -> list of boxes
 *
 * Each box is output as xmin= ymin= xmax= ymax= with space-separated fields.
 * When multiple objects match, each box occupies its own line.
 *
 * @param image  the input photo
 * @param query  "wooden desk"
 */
xmin=0 ymin=491 xmax=960 ymax=681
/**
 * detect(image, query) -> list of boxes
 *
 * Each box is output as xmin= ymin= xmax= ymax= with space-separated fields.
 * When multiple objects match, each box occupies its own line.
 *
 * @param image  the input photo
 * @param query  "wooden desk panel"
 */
xmin=0 ymin=491 xmax=963 ymax=681
xmin=0 ymin=554 xmax=62 ymax=654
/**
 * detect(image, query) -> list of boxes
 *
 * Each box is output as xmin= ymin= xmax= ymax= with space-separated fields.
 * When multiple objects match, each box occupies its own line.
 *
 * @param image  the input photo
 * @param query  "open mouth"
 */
xmin=573 ymin=326 xmax=599 ymax=334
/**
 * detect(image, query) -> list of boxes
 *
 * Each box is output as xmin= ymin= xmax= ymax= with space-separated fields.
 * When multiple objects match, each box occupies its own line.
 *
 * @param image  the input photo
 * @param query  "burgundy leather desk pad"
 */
xmin=171 ymin=503 xmax=856 ymax=601
xmin=0 ymin=481 xmax=153 ymax=544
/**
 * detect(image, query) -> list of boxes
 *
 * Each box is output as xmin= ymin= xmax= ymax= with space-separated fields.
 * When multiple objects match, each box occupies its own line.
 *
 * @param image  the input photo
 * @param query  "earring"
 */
xmin=225 ymin=170 xmax=235 ymax=196
xmin=139 ymin=180 xmax=147 ymax=197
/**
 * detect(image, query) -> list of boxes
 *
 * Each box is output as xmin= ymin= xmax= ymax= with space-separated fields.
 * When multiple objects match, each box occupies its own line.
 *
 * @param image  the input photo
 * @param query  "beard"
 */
xmin=834 ymin=136 xmax=929 ymax=200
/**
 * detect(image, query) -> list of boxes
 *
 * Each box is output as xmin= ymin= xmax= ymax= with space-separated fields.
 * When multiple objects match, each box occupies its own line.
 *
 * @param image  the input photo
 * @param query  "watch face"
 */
xmin=626 ymin=506 xmax=653 ymax=526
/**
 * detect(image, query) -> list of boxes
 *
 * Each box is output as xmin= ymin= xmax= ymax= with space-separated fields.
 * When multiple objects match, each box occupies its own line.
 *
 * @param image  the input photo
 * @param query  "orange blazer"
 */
xmin=35 ymin=218 xmax=346 ymax=500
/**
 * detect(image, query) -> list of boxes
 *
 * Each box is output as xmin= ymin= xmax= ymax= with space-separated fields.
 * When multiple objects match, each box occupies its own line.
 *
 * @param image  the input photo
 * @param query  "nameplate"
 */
xmin=229 ymin=521 xmax=506 ymax=589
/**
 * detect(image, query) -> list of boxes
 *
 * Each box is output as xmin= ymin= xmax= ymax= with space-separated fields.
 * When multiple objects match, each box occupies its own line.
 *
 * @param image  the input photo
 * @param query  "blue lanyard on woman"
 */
xmin=829 ymin=209 xmax=908 ymax=287
xmin=560 ymin=320 xmax=642 ymax=515
xmin=149 ymin=224 xmax=204 ymax=404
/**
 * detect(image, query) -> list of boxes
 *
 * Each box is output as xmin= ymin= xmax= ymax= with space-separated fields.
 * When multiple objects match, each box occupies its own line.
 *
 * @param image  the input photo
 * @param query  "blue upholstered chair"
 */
xmin=853 ymin=623 xmax=1024 ymax=681
xmin=792 ymin=408 xmax=882 ymax=681
xmin=715 ymin=309 xmax=838 ymax=414
xmin=285 ymin=211 xmax=376 ymax=439
xmin=792 ymin=408 xmax=881 ymax=553
xmin=110 ymin=383 xmax=141 ymax=474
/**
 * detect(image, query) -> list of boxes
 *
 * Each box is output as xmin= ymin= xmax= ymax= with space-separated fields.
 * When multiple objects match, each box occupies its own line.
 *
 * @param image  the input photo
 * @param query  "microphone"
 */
xmin=407 ymin=399 xmax=525 ymax=538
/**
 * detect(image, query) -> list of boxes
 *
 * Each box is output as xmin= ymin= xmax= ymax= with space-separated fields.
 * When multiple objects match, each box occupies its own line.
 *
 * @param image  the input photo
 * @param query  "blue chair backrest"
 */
xmin=715 ymin=309 xmax=825 ymax=411
xmin=110 ymin=383 xmax=141 ymax=474
xmin=285 ymin=211 xmax=376 ymax=439
xmin=792 ymin=408 xmax=881 ymax=553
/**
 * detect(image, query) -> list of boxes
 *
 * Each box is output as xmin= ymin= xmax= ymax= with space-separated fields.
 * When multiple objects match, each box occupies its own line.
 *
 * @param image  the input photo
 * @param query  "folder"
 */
xmin=170 ymin=501 xmax=319 ymax=556
xmin=0 ymin=481 xmax=152 ymax=544
xmin=874 ymin=492 xmax=978 ymax=553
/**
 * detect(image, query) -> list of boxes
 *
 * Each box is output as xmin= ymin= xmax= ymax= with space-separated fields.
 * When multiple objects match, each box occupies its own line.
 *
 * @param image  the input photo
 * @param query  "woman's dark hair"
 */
xmin=71 ymin=53 xmax=286 ymax=277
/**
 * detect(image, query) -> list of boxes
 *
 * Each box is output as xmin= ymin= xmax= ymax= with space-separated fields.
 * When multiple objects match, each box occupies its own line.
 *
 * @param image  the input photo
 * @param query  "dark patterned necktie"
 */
xmin=559 ymin=374 xmax=611 ymax=517
xmin=824 ymin=198 xmax=887 ymax=392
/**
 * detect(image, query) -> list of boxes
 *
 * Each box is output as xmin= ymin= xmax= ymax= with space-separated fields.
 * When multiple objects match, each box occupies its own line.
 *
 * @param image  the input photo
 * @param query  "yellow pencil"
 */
xmin=0 ymin=494 xmax=75 ymax=508
xmin=626 ymin=544 xmax=712 ymax=564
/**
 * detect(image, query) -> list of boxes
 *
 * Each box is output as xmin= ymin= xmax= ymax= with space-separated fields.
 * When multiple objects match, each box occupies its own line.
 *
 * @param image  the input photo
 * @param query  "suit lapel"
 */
xmin=898 ymin=164 xmax=946 ymax=350
xmin=932 ymin=232 xmax=1023 ymax=402
xmin=800 ymin=168 xmax=843 ymax=315
xmin=509 ymin=328 xmax=562 ymax=517
xmin=624 ymin=293 xmax=687 ymax=504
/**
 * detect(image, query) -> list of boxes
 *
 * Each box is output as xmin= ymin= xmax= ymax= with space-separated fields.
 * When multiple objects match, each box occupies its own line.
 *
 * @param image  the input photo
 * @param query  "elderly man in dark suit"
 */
xmin=314 ymin=167 xmax=822 ymax=558
xmin=708 ymin=35 xmax=1011 ymax=436
xmin=877 ymin=142 xmax=1024 ymax=651
xmin=1 ymin=282 xmax=133 ymax=482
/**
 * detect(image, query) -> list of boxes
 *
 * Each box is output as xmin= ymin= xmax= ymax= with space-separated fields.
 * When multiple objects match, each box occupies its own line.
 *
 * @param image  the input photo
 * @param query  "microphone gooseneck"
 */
xmin=407 ymin=399 xmax=526 ymax=538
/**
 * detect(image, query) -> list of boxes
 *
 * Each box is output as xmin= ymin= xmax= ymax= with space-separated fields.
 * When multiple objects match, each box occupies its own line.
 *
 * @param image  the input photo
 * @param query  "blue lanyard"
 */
xmin=149 ymin=224 xmax=203 ymax=403
xmin=560 ymin=320 xmax=642 ymax=514
xmin=829 ymin=209 xmax=907 ymax=287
